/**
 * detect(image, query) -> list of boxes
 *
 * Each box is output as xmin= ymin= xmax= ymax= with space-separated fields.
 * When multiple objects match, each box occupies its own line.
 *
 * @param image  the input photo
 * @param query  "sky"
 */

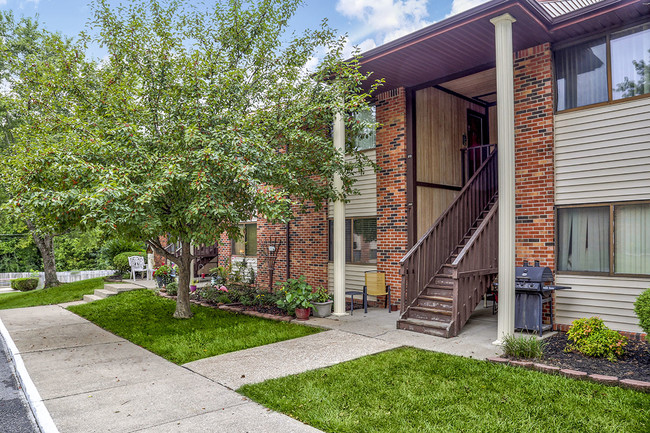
xmin=0 ymin=0 xmax=491 ymax=59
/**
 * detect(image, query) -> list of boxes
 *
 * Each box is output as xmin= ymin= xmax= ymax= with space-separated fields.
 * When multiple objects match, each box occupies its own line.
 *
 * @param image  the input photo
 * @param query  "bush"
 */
xmin=565 ymin=317 xmax=627 ymax=361
xmin=97 ymin=238 xmax=146 ymax=269
xmin=502 ymin=335 xmax=546 ymax=359
xmin=166 ymin=281 xmax=178 ymax=296
xmin=113 ymin=252 xmax=147 ymax=275
xmin=11 ymin=277 xmax=39 ymax=292
xmin=634 ymin=288 xmax=650 ymax=342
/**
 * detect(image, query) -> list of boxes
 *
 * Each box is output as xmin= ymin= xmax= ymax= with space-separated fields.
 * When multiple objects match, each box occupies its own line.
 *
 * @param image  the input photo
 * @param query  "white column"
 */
xmin=190 ymin=243 xmax=195 ymax=283
xmin=332 ymin=111 xmax=347 ymax=316
xmin=490 ymin=13 xmax=516 ymax=344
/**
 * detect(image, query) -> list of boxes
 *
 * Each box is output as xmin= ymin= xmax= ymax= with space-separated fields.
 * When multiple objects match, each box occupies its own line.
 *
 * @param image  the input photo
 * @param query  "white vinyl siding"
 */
xmin=555 ymin=275 xmax=648 ymax=333
xmin=328 ymin=263 xmax=377 ymax=295
xmin=555 ymin=97 xmax=650 ymax=204
xmin=555 ymin=97 xmax=650 ymax=334
xmin=328 ymin=150 xmax=377 ymax=218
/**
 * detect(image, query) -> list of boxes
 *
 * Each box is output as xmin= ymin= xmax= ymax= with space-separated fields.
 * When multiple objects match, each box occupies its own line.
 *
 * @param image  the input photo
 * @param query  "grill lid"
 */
xmin=515 ymin=266 xmax=553 ymax=283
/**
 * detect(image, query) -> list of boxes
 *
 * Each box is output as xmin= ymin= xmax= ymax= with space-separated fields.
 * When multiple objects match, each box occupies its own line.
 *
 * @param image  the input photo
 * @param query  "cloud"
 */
xmin=448 ymin=0 xmax=490 ymax=17
xmin=336 ymin=0 xmax=432 ymax=48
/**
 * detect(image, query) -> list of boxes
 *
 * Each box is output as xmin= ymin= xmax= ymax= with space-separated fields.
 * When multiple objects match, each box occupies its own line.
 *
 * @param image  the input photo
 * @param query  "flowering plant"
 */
xmin=153 ymin=265 xmax=171 ymax=277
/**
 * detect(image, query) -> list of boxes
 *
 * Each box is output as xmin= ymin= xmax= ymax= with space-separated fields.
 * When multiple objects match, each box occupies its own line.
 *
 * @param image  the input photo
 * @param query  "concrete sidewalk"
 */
xmin=0 ymin=297 xmax=506 ymax=432
xmin=0 ymin=305 xmax=324 ymax=433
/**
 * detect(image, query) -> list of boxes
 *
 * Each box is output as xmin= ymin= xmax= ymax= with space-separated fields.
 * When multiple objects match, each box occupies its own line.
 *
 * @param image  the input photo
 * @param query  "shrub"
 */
xmin=166 ymin=281 xmax=178 ymax=296
xmin=502 ymin=335 xmax=546 ymax=359
xmin=11 ymin=277 xmax=39 ymax=291
xmin=275 ymin=276 xmax=320 ymax=313
xmin=113 ymin=252 xmax=147 ymax=275
xmin=97 ymin=238 xmax=146 ymax=269
xmin=565 ymin=317 xmax=627 ymax=361
xmin=634 ymin=288 xmax=650 ymax=342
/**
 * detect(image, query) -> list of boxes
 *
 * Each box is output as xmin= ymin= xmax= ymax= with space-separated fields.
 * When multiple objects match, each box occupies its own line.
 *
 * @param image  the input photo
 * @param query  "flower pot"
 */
xmin=312 ymin=300 xmax=333 ymax=318
xmin=294 ymin=307 xmax=311 ymax=321
xmin=156 ymin=276 xmax=165 ymax=288
xmin=190 ymin=285 xmax=197 ymax=293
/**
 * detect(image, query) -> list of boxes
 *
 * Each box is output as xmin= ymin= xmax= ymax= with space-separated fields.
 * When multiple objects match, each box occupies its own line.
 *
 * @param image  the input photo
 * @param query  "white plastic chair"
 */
xmin=128 ymin=256 xmax=146 ymax=281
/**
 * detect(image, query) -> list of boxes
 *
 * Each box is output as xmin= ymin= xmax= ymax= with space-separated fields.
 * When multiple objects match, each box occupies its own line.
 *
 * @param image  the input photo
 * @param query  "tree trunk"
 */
xmin=173 ymin=240 xmax=193 ymax=319
xmin=25 ymin=220 xmax=60 ymax=288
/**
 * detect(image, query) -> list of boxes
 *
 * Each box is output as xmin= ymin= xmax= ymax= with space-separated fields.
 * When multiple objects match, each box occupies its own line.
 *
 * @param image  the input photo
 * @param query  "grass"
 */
xmin=502 ymin=334 xmax=546 ymax=359
xmin=0 ymin=278 xmax=103 ymax=310
xmin=239 ymin=347 xmax=650 ymax=433
xmin=67 ymin=290 xmax=321 ymax=364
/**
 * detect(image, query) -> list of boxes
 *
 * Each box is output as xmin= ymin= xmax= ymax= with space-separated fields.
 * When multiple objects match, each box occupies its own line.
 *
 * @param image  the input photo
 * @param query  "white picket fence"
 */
xmin=0 ymin=270 xmax=116 ymax=288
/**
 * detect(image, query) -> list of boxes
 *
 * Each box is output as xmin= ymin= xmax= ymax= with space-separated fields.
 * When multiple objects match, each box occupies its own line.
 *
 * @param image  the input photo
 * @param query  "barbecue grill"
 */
xmin=515 ymin=261 xmax=570 ymax=336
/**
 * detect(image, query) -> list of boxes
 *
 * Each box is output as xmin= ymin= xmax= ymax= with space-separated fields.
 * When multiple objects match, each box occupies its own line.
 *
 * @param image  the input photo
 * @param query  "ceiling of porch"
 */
xmin=358 ymin=0 xmax=650 ymax=93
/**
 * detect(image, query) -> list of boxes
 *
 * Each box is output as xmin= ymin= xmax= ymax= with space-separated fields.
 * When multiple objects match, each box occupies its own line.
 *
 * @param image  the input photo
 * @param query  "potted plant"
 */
xmin=311 ymin=286 xmax=333 ymax=318
xmin=276 ymin=276 xmax=320 ymax=320
xmin=190 ymin=279 xmax=198 ymax=293
xmin=153 ymin=265 xmax=172 ymax=288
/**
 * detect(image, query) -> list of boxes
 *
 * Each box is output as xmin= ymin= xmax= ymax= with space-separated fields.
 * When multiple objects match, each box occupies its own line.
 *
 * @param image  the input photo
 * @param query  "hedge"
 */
xmin=11 ymin=277 xmax=39 ymax=292
xmin=113 ymin=251 xmax=147 ymax=275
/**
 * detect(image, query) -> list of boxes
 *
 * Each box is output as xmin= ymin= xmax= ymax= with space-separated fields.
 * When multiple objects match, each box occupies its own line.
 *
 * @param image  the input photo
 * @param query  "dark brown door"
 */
xmin=465 ymin=110 xmax=488 ymax=180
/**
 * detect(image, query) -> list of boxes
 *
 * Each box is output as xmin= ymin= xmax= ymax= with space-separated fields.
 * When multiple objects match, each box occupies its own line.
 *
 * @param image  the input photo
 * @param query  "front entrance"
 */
xmin=464 ymin=109 xmax=489 ymax=182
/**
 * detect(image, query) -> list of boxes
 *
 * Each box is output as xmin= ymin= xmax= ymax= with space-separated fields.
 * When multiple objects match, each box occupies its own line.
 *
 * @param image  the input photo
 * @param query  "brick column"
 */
xmin=514 ymin=43 xmax=555 ymax=269
xmin=375 ymin=88 xmax=408 ymax=307
xmin=513 ymin=43 xmax=555 ymax=324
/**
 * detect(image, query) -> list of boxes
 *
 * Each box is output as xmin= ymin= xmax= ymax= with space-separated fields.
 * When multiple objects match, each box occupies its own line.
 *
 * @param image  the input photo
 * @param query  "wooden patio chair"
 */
xmin=346 ymin=270 xmax=391 ymax=315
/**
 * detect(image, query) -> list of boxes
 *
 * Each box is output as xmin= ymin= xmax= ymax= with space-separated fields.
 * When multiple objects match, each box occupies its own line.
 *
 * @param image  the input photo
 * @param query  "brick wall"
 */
xmin=375 ymin=88 xmax=409 ymax=306
xmin=224 ymin=202 xmax=328 ymax=292
xmin=514 ymin=43 xmax=555 ymax=269
xmin=513 ymin=43 xmax=556 ymax=323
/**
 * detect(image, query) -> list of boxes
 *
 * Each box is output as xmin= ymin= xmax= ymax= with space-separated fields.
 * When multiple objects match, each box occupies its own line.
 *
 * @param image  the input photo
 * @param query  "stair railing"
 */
xmin=399 ymin=149 xmax=498 ymax=317
xmin=450 ymin=200 xmax=499 ymax=335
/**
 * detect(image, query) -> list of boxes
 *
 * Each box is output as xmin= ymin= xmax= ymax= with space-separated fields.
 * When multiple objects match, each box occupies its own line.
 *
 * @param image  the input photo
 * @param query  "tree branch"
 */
xmin=146 ymin=238 xmax=179 ymax=264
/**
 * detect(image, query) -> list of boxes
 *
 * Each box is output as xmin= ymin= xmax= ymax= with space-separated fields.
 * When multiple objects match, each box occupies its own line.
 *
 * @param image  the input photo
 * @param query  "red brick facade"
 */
xmin=375 ymin=88 xmax=409 ymax=306
xmin=513 ymin=43 xmax=555 ymax=269
xmin=218 ymin=201 xmax=328 ymax=292
xmin=513 ymin=43 xmax=556 ymax=323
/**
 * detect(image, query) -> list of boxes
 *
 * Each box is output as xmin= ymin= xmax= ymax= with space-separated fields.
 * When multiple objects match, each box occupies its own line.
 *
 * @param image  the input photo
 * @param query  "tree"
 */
xmin=41 ymin=0 xmax=382 ymax=318
xmin=0 ymin=13 xmax=79 ymax=287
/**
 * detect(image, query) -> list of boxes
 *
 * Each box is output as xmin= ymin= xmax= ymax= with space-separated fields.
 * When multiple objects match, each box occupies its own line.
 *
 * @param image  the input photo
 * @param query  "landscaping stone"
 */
xmin=588 ymin=374 xmax=619 ymax=385
xmin=509 ymin=360 xmax=534 ymax=368
xmin=559 ymin=369 xmax=588 ymax=380
xmin=487 ymin=357 xmax=508 ymax=364
xmin=533 ymin=363 xmax=560 ymax=374
xmin=619 ymin=379 xmax=650 ymax=392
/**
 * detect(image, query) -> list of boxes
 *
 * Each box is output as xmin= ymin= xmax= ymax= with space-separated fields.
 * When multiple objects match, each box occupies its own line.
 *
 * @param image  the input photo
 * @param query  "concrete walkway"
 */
xmin=0 ymin=294 xmax=513 ymax=433
xmin=0 ymin=305 xmax=324 ymax=433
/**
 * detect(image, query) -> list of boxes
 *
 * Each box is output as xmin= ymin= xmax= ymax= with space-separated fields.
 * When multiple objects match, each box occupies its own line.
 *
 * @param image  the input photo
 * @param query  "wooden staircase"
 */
xmin=398 ymin=150 xmax=499 ymax=338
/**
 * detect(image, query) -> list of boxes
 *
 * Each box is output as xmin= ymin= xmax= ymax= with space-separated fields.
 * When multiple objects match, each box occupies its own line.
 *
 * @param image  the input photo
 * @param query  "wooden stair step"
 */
xmin=419 ymin=295 xmax=453 ymax=303
xmin=397 ymin=318 xmax=452 ymax=338
xmin=410 ymin=306 xmax=452 ymax=316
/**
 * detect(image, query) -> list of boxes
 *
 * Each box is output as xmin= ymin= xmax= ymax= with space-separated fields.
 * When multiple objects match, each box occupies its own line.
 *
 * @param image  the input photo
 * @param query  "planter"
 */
xmin=312 ymin=300 xmax=333 ymax=318
xmin=156 ymin=276 xmax=165 ymax=288
xmin=190 ymin=285 xmax=197 ymax=293
xmin=294 ymin=307 xmax=311 ymax=321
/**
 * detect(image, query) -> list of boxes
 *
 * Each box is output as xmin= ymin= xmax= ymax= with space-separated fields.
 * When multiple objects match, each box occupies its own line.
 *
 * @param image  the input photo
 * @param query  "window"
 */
xmin=355 ymin=106 xmax=376 ymax=150
xmin=555 ymin=23 xmax=650 ymax=111
xmin=555 ymin=38 xmax=608 ymax=111
xmin=557 ymin=202 xmax=650 ymax=276
xmin=328 ymin=217 xmax=377 ymax=264
xmin=232 ymin=223 xmax=257 ymax=256
xmin=611 ymin=25 xmax=650 ymax=100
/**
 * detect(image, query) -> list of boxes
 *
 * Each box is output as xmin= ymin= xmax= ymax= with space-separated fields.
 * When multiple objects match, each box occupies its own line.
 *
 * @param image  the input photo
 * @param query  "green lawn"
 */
xmin=68 ymin=290 xmax=321 ymax=364
xmin=239 ymin=347 xmax=650 ymax=433
xmin=0 ymin=278 xmax=103 ymax=310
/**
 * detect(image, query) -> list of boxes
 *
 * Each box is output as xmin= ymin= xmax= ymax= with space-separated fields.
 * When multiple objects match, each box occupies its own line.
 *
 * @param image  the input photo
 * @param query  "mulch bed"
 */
xmin=522 ymin=333 xmax=650 ymax=382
